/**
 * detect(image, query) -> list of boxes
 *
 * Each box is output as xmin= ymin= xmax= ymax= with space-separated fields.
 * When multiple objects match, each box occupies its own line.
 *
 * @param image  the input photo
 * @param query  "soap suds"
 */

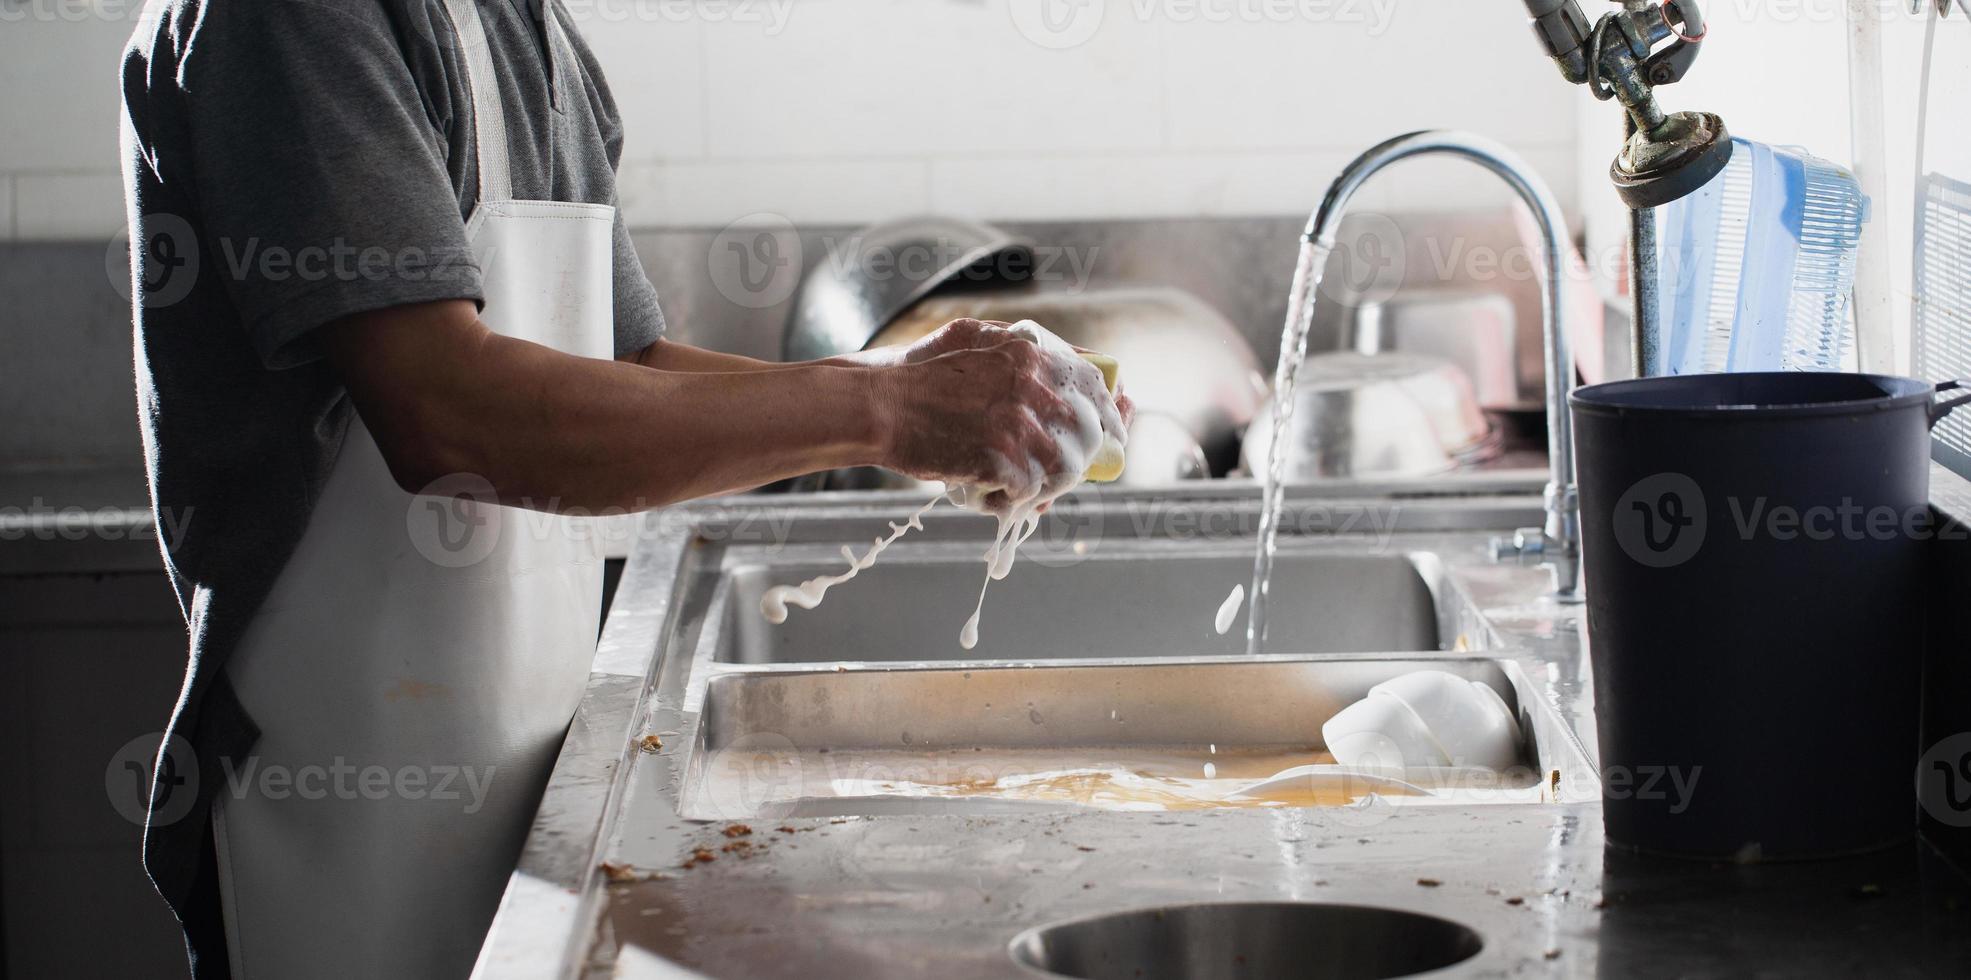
xmin=945 ymin=321 xmax=1120 ymax=649
xmin=1214 ymin=584 xmax=1245 ymax=635
xmin=762 ymin=320 xmax=1125 ymax=650
xmin=760 ymin=495 xmax=941 ymax=624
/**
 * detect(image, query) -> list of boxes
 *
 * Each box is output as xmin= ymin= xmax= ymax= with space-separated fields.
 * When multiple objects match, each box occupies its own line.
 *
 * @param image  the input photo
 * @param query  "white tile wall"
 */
xmin=1 ymin=10 xmax=135 ymax=241
xmin=1158 ymin=13 xmax=1573 ymax=151
xmin=616 ymin=157 xmax=931 ymax=226
xmin=927 ymin=146 xmax=1579 ymax=223
xmin=0 ymin=15 xmax=132 ymax=175
xmin=575 ymin=0 xmax=1584 ymax=227
xmin=696 ymin=0 xmax=1166 ymax=159
xmin=931 ymin=150 xmax=1353 ymax=222
xmin=4 ymin=1 xmax=1589 ymax=239
xmin=569 ymin=13 xmax=708 ymax=162
xmin=15 ymin=174 xmax=126 ymax=242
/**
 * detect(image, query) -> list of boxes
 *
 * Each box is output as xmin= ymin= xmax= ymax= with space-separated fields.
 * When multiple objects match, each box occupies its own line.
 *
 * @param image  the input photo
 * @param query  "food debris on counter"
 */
xmin=1417 ymin=877 xmax=1443 ymax=888
xmin=637 ymin=734 xmax=664 ymax=753
xmin=721 ymin=824 xmax=753 ymax=838
xmin=601 ymin=861 xmax=648 ymax=884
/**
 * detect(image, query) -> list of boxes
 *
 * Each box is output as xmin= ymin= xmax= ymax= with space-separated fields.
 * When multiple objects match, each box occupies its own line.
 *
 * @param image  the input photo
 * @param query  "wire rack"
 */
xmin=1915 ymin=172 xmax=1971 ymax=473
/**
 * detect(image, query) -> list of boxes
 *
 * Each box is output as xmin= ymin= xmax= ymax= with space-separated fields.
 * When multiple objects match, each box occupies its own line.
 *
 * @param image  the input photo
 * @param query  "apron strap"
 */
xmin=443 ymin=0 xmax=513 ymax=204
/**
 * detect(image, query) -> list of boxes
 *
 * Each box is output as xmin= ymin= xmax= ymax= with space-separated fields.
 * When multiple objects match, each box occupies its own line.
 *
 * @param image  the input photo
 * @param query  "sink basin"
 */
xmin=680 ymin=656 xmax=1567 ymax=820
xmin=720 ymin=546 xmax=1443 ymax=664
xmin=1010 ymin=902 xmax=1484 ymax=980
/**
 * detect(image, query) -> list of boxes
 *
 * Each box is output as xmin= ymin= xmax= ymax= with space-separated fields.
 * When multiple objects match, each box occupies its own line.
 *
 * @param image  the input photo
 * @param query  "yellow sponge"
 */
xmin=1079 ymin=352 xmax=1125 ymax=483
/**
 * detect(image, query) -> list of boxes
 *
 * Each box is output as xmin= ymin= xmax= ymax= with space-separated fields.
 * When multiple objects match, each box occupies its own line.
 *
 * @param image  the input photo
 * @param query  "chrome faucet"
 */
xmin=1302 ymin=130 xmax=1581 ymax=599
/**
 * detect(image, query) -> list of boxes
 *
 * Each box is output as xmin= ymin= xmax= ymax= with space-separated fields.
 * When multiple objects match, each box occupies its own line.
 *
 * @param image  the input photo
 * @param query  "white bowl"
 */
xmin=1321 ymin=691 xmax=1449 ymax=771
xmin=1369 ymin=670 xmax=1523 ymax=771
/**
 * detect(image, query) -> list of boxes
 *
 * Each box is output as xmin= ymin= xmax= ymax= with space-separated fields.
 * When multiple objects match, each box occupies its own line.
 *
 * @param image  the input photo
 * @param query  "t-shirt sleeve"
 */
xmin=180 ymin=1 xmax=484 ymax=370
xmin=610 ymin=206 xmax=665 ymax=356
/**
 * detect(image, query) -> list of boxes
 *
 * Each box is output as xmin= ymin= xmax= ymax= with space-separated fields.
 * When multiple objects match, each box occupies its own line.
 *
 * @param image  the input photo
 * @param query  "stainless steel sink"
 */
xmin=720 ymin=549 xmax=1441 ymax=664
xmin=478 ymin=482 xmax=1606 ymax=979
xmin=681 ymin=656 xmax=1563 ymax=820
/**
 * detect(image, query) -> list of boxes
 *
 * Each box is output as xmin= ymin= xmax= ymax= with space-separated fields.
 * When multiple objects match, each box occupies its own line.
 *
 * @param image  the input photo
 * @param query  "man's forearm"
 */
xmin=328 ymin=303 xmax=893 ymax=511
xmin=624 ymin=338 xmax=781 ymax=372
xmin=624 ymin=337 xmax=872 ymax=373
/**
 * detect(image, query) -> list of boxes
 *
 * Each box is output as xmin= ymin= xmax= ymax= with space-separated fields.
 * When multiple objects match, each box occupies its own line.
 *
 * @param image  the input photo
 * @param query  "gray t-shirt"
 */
xmin=120 ymin=0 xmax=664 ymax=965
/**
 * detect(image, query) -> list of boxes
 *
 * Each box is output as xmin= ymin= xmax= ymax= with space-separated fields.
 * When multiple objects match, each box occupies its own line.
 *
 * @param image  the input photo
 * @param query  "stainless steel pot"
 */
xmin=782 ymin=216 xmax=1033 ymax=363
xmin=1304 ymin=209 xmax=1606 ymax=412
xmin=1240 ymin=352 xmax=1498 ymax=481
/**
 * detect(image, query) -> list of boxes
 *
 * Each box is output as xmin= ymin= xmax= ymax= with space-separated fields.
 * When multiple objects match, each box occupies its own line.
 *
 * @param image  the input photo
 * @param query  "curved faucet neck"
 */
xmin=1302 ymin=130 xmax=1581 ymax=598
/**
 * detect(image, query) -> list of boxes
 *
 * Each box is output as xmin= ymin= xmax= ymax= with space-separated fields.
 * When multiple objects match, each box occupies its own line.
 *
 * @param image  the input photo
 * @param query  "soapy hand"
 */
xmin=896 ymin=317 xmax=1017 ymax=364
xmin=882 ymin=339 xmax=1072 ymax=500
xmin=879 ymin=322 xmax=1126 ymax=513
xmin=848 ymin=317 xmax=1018 ymax=368
xmin=862 ymin=316 xmax=1135 ymax=431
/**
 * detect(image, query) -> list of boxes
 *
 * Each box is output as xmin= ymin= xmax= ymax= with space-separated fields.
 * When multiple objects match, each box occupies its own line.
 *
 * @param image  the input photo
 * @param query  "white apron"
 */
xmin=213 ymin=3 xmax=612 ymax=977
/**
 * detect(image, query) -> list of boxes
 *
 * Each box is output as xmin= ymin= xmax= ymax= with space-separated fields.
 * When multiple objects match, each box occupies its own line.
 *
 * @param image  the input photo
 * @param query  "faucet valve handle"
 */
xmin=1641 ymin=0 xmax=1707 ymax=86
xmin=1491 ymin=527 xmax=1549 ymax=561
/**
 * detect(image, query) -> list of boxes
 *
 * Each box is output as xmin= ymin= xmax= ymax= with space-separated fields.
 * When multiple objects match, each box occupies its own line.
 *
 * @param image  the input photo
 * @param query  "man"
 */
xmin=120 ymin=2 xmax=1119 ymax=977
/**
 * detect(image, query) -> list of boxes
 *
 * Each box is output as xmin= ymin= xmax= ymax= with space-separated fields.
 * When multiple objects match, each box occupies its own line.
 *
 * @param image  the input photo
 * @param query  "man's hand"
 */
xmin=843 ymin=317 xmax=1020 ymax=368
xmin=899 ymin=318 xmax=1136 ymax=426
xmin=875 ymin=335 xmax=1128 ymax=505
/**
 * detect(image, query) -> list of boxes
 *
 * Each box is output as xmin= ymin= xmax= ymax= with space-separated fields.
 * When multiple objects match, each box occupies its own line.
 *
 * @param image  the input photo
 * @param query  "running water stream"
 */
xmin=1241 ymin=239 xmax=1333 ymax=656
